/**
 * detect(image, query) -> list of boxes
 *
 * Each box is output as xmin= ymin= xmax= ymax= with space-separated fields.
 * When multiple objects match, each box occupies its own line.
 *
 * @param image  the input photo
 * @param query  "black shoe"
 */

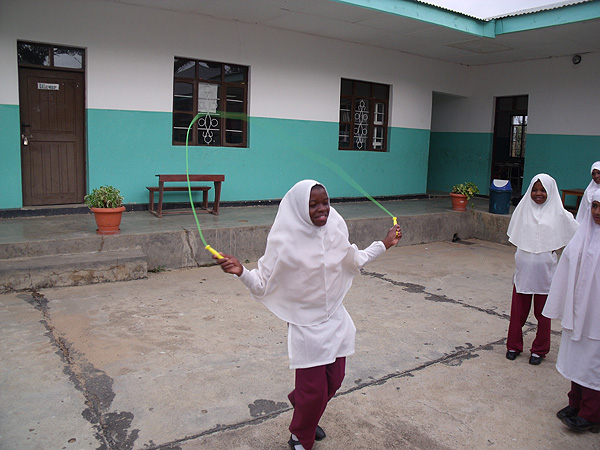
xmin=529 ymin=354 xmax=543 ymax=365
xmin=288 ymin=435 xmax=303 ymax=449
xmin=315 ymin=425 xmax=326 ymax=441
xmin=561 ymin=415 xmax=600 ymax=433
xmin=506 ymin=350 xmax=519 ymax=360
xmin=557 ymin=405 xmax=580 ymax=420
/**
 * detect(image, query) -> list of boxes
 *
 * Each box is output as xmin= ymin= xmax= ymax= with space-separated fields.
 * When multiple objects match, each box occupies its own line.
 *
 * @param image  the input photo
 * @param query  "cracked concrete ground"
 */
xmin=1 ymin=240 xmax=599 ymax=450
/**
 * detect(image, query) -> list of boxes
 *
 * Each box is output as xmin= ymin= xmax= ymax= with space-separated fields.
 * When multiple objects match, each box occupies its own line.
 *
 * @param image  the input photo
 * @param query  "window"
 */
xmin=173 ymin=58 xmax=248 ymax=147
xmin=339 ymin=79 xmax=389 ymax=151
xmin=509 ymin=115 xmax=527 ymax=158
xmin=17 ymin=42 xmax=84 ymax=70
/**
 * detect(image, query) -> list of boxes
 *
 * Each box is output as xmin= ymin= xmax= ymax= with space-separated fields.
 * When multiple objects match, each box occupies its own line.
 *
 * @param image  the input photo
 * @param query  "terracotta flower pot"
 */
xmin=450 ymin=193 xmax=468 ymax=211
xmin=90 ymin=206 xmax=125 ymax=235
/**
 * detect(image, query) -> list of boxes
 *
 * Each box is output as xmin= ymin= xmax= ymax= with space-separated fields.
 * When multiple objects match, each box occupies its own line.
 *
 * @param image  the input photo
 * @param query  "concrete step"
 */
xmin=0 ymin=248 xmax=147 ymax=292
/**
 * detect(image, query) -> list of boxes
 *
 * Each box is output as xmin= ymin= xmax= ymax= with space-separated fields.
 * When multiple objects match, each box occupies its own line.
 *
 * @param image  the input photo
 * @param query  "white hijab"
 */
xmin=507 ymin=173 xmax=578 ymax=253
xmin=543 ymin=190 xmax=600 ymax=340
xmin=575 ymin=161 xmax=600 ymax=223
xmin=250 ymin=180 xmax=361 ymax=326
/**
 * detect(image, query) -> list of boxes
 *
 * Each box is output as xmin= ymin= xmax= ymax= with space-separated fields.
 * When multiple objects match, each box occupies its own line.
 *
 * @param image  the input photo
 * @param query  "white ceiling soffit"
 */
xmin=101 ymin=0 xmax=600 ymax=66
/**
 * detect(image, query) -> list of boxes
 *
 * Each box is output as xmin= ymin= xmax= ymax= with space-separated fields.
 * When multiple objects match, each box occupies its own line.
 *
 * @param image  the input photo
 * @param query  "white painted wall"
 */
xmin=431 ymin=52 xmax=600 ymax=136
xmin=1 ymin=0 xmax=470 ymax=130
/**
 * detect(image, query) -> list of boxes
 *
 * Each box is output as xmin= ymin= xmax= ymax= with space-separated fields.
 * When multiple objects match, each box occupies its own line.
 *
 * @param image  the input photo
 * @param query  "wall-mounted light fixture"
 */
xmin=572 ymin=54 xmax=582 ymax=65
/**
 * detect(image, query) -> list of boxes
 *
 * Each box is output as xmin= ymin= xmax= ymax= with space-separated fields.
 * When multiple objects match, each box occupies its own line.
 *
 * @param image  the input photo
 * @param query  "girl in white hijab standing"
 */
xmin=505 ymin=174 xmax=578 ymax=365
xmin=216 ymin=180 xmax=402 ymax=450
xmin=575 ymin=161 xmax=600 ymax=222
xmin=543 ymin=190 xmax=600 ymax=433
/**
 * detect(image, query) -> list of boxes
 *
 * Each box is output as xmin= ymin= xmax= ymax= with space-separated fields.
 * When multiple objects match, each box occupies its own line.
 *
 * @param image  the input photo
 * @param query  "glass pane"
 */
xmin=341 ymin=79 xmax=352 ymax=96
xmin=173 ymin=82 xmax=193 ymax=112
xmin=372 ymin=83 xmax=389 ymax=99
xmin=226 ymin=126 xmax=243 ymax=144
xmin=355 ymin=81 xmax=370 ymax=97
xmin=174 ymin=58 xmax=195 ymax=78
xmin=173 ymin=113 xmax=193 ymax=129
xmin=198 ymin=61 xmax=221 ymax=81
xmin=18 ymin=42 xmax=50 ymax=66
xmin=224 ymin=64 xmax=247 ymax=83
xmin=339 ymin=124 xmax=350 ymax=148
xmin=173 ymin=112 xmax=193 ymax=144
xmin=374 ymin=102 xmax=385 ymax=125
xmin=373 ymin=127 xmax=384 ymax=150
xmin=226 ymin=86 xmax=244 ymax=113
xmin=354 ymin=99 xmax=370 ymax=150
xmin=198 ymin=83 xmax=219 ymax=113
xmin=339 ymin=99 xmax=351 ymax=122
xmin=54 ymin=47 xmax=83 ymax=68
xmin=173 ymin=128 xmax=188 ymax=143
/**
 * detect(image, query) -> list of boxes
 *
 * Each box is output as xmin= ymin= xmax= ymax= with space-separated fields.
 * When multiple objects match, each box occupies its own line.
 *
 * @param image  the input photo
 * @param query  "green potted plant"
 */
xmin=84 ymin=185 xmax=125 ymax=235
xmin=450 ymin=182 xmax=479 ymax=211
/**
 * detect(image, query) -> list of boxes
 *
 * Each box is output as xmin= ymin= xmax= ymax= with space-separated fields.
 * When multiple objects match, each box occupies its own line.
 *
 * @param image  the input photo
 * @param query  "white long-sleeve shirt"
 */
xmin=239 ymin=241 xmax=386 ymax=368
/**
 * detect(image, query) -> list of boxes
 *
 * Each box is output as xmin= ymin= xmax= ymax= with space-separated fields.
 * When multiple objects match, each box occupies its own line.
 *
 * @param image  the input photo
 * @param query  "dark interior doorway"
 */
xmin=491 ymin=95 xmax=528 ymax=200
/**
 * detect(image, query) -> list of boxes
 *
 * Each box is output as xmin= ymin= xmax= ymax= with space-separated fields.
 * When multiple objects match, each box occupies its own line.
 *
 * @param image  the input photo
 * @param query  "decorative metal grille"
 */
xmin=354 ymin=99 xmax=369 ymax=150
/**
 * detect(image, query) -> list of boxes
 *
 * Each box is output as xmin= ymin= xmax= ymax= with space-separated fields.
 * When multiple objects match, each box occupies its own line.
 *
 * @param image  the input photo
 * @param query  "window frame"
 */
xmin=172 ymin=58 xmax=248 ymax=147
xmin=339 ymin=78 xmax=389 ymax=152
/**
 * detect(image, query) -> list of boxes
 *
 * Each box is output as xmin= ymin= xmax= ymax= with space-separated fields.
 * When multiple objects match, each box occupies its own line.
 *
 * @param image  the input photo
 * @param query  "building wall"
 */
xmin=3 ymin=0 xmax=596 ymax=211
xmin=0 ymin=0 xmax=472 ymax=210
xmin=429 ymin=53 xmax=600 ymax=196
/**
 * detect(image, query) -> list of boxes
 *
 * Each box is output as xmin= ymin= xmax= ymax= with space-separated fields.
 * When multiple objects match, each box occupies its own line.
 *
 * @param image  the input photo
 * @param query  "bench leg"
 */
xmin=157 ymin=182 xmax=164 ymax=218
xmin=202 ymin=190 xmax=209 ymax=209
xmin=149 ymin=190 xmax=155 ymax=213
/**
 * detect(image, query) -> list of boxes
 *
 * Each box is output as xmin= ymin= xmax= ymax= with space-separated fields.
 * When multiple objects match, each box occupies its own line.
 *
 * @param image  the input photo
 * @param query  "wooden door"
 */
xmin=19 ymin=68 xmax=85 ymax=205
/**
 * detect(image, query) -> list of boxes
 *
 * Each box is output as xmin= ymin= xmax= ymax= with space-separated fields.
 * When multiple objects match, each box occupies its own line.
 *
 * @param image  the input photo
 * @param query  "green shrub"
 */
xmin=84 ymin=185 xmax=124 ymax=208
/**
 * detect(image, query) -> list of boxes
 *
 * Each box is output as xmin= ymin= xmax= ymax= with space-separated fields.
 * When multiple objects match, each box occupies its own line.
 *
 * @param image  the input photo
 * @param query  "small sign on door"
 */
xmin=37 ymin=82 xmax=60 ymax=90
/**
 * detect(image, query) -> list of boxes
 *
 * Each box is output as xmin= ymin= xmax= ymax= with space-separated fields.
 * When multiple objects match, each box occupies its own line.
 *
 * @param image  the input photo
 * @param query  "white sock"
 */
xmin=532 ymin=353 xmax=540 ymax=357
xmin=291 ymin=434 xmax=305 ymax=450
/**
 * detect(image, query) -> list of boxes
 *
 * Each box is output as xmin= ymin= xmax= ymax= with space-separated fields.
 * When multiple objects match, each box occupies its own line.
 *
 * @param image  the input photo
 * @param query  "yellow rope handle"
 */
xmin=393 ymin=217 xmax=399 ymax=237
xmin=205 ymin=245 xmax=224 ymax=259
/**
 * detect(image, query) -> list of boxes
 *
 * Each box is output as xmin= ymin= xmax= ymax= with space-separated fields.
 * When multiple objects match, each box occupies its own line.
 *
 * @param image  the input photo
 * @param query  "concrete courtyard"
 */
xmin=2 ymin=238 xmax=598 ymax=450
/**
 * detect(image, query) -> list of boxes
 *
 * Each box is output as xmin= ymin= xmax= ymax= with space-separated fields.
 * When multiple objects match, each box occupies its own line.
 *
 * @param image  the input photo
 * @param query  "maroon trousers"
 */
xmin=506 ymin=285 xmax=551 ymax=356
xmin=569 ymin=382 xmax=600 ymax=423
xmin=288 ymin=357 xmax=346 ymax=450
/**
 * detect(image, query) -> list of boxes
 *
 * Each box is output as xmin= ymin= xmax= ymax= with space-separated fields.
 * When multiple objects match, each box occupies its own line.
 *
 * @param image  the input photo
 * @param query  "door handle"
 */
xmin=22 ymin=134 xmax=33 ymax=145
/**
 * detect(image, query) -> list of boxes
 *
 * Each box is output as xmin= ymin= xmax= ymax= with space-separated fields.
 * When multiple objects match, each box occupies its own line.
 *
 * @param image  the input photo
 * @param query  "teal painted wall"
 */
xmin=86 ymin=110 xmax=431 ymax=205
xmin=0 ymin=105 xmax=23 ymax=209
xmin=427 ymin=131 xmax=600 ymax=200
xmin=523 ymin=134 xmax=600 ymax=197
xmin=427 ymin=131 xmax=493 ymax=195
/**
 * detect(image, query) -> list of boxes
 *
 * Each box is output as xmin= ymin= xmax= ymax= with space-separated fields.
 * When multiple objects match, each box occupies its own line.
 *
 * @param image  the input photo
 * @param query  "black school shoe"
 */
xmin=315 ymin=425 xmax=326 ymax=441
xmin=288 ymin=427 xmax=326 ymax=450
xmin=529 ymin=354 xmax=543 ymax=365
xmin=506 ymin=350 xmax=519 ymax=360
xmin=561 ymin=415 xmax=600 ymax=433
xmin=556 ymin=405 xmax=580 ymax=420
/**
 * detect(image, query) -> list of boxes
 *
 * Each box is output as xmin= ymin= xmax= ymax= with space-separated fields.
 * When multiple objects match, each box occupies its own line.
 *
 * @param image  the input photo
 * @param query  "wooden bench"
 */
xmin=561 ymin=188 xmax=585 ymax=215
xmin=147 ymin=174 xmax=225 ymax=217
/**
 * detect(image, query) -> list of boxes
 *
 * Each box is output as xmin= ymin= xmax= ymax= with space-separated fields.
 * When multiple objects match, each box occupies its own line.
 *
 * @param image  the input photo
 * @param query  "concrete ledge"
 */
xmin=0 ymin=208 xmax=512 ymax=291
xmin=0 ymin=248 xmax=147 ymax=292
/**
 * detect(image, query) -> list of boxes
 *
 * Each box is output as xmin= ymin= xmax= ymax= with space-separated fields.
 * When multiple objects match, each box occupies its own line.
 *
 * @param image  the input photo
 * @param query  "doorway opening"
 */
xmin=491 ymin=95 xmax=528 ymax=201
xmin=17 ymin=42 xmax=86 ymax=206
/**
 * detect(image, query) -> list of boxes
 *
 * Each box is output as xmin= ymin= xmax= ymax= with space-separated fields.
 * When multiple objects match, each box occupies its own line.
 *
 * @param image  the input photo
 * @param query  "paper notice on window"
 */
xmin=198 ymin=83 xmax=218 ymax=113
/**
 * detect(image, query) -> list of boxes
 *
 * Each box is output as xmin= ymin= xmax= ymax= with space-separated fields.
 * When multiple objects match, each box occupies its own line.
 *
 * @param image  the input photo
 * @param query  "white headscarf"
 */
xmin=507 ymin=173 xmax=578 ymax=253
xmin=543 ymin=190 xmax=600 ymax=340
xmin=249 ymin=180 xmax=362 ymax=326
xmin=575 ymin=161 xmax=600 ymax=223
